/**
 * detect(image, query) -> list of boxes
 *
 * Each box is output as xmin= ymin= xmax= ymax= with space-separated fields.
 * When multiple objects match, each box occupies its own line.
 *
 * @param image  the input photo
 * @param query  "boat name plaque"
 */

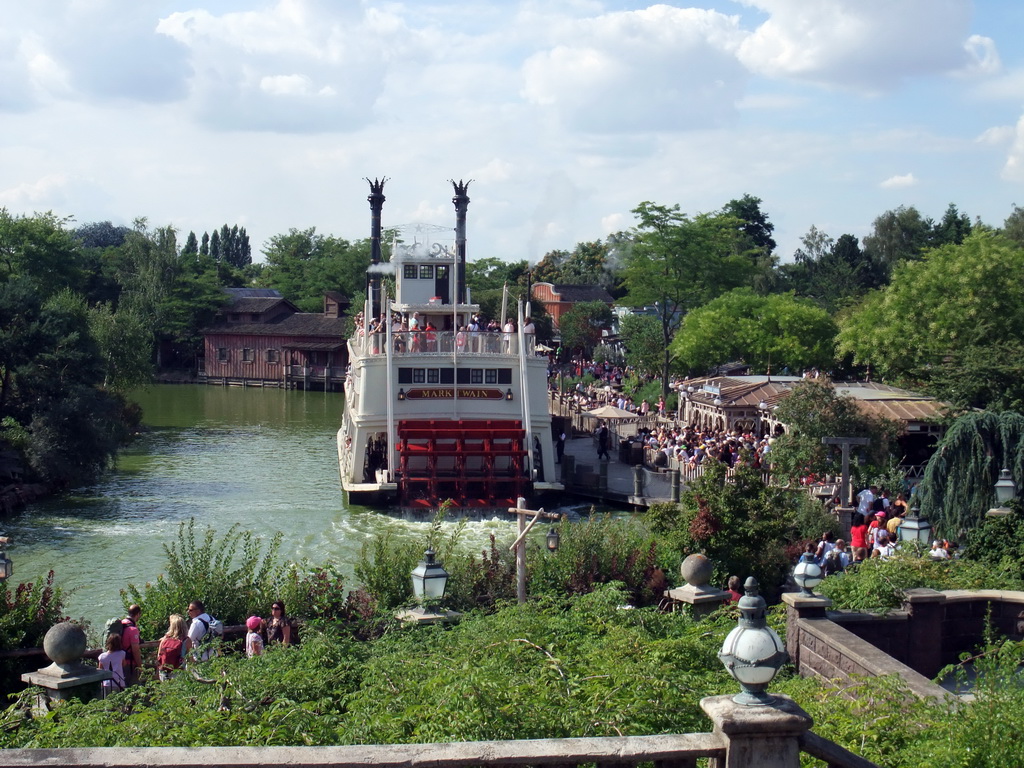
xmin=405 ymin=388 xmax=504 ymax=400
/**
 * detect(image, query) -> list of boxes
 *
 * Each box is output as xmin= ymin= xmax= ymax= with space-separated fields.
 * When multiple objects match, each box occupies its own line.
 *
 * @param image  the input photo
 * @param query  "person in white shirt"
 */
xmin=856 ymin=485 xmax=877 ymax=515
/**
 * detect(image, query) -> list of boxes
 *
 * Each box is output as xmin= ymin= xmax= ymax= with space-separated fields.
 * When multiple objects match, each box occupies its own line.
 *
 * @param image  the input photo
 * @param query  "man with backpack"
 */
xmin=185 ymin=600 xmax=220 ymax=662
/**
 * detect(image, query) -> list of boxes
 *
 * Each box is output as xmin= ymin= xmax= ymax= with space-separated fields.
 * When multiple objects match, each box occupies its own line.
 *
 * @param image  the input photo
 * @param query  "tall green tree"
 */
xmin=621 ymin=202 xmax=754 ymax=398
xmin=617 ymin=313 xmax=663 ymax=377
xmin=862 ymin=205 xmax=934 ymax=281
xmin=0 ymin=210 xmax=84 ymax=299
xmin=532 ymin=240 xmax=616 ymax=287
xmin=670 ymin=289 xmax=837 ymax=376
xmin=836 ymin=231 xmax=1024 ymax=389
xmin=781 ymin=228 xmax=878 ymax=312
xmin=558 ymin=301 xmax=613 ymax=358
xmin=260 ymin=228 xmax=372 ymax=311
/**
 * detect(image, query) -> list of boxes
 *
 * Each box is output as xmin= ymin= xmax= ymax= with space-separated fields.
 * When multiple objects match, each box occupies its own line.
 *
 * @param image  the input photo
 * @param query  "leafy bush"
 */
xmin=646 ymin=462 xmax=838 ymax=601
xmin=0 ymin=571 xmax=72 ymax=694
xmin=121 ymin=520 xmax=284 ymax=638
xmin=817 ymin=553 xmax=1024 ymax=611
xmin=529 ymin=514 xmax=672 ymax=607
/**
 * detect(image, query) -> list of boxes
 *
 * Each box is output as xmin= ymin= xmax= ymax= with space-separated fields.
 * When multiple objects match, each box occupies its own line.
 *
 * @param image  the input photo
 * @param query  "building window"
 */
xmin=419 ymin=265 xmax=434 ymax=279
xmin=217 ymin=348 xmax=228 ymax=362
xmin=427 ymin=369 xmax=440 ymax=384
xmin=242 ymin=348 xmax=254 ymax=363
xmin=404 ymin=265 xmax=417 ymax=279
xmin=266 ymin=349 xmax=279 ymax=364
xmin=412 ymin=369 xmax=426 ymax=383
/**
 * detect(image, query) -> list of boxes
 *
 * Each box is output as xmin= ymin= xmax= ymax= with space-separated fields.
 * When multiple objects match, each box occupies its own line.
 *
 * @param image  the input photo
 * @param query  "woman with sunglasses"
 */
xmin=266 ymin=600 xmax=295 ymax=646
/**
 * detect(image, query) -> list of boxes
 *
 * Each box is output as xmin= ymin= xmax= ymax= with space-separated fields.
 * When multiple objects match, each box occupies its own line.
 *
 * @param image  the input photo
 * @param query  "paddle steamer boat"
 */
xmin=338 ymin=180 xmax=562 ymax=509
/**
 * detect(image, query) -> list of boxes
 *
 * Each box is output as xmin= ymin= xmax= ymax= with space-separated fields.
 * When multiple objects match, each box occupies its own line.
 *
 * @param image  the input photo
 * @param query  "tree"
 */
xmin=617 ymin=313 xmax=663 ymax=377
xmin=621 ymin=203 xmax=754 ymax=399
xmin=465 ymin=257 xmax=528 ymax=293
xmin=0 ymin=210 xmax=84 ymax=299
xmin=532 ymin=240 xmax=616 ymax=287
xmin=182 ymin=231 xmax=199 ymax=256
xmin=781 ymin=227 xmax=879 ymax=311
xmin=722 ymin=194 xmax=776 ymax=258
xmin=933 ymin=203 xmax=972 ymax=246
xmin=74 ymin=221 xmax=131 ymax=249
xmin=1002 ymin=204 xmax=1024 ymax=248
xmin=919 ymin=411 xmax=1024 ymax=538
xmin=558 ymin=301 xmax=613 ymax=358
xmin=862 ymin=205 xmax=933 ymax=281
xmin=670 ymin=289 xmax=837 ymax=376
xmin=88 ymin=303 xmax=153 ymax=392
xmin=768 ymin=380 xmax=899 ymax=486
xmin=260 ymin=228 xmax=373 ymax=311
xmin=837 ymin=231 xmax=1024 ymax=385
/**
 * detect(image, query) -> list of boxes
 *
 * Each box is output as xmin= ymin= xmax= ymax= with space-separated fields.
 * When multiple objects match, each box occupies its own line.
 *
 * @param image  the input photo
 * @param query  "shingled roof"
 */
xmin=548 ymin=284 xmax=614 ymax=303
xmin=206 ymin=313 xmax=347 ymax=337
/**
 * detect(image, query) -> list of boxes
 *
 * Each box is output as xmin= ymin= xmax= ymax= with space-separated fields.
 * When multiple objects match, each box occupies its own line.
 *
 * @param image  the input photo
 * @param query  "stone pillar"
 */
xmin=902 ymin=588 xmax=946 ymax=677
xmin=22 ymin=622 xmax=111 ymax=713
xmin=780 ymin=592 xmax=832 ymax=672
xmin=835 ymin=505 xmax=854 ymax=533
xmin=669 ymin=468 xmax=680 ymax=502
xmin=561 ymin=455 xmax=575 ymax=487
xmin=664 ymin=553 xmax=729 ymax=619
xmin=701 ymin=694 xmax=813 ymax=768
xmin=632 ymin=465 xmax=644 ymax=498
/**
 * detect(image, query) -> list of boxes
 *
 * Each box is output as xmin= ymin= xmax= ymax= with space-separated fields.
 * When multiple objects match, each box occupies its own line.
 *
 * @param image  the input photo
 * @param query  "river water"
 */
xmin=7 ymin=385 xmax=520 ymax=627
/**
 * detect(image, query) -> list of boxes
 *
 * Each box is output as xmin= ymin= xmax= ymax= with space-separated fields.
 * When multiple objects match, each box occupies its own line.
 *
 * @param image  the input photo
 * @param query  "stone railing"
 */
xmin=0 ymin=694 xmax=878 ymax=768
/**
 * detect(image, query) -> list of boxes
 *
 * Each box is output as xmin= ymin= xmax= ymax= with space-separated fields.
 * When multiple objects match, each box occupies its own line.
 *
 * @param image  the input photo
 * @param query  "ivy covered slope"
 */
xmin=0 ymin=586 xmax=740 ymax=748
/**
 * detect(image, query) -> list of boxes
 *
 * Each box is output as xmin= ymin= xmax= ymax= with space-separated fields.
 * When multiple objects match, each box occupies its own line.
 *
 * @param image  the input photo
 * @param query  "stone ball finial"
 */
xmin=680 ymin=553 xmax=714 ymax=587
xmin=43 ymin=622 xmax=87 ymax=666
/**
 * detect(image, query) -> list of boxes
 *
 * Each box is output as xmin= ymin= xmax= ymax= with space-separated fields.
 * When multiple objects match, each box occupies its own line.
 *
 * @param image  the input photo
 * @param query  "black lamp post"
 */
xmin=546 ymin=527 xmax=560 ymax=552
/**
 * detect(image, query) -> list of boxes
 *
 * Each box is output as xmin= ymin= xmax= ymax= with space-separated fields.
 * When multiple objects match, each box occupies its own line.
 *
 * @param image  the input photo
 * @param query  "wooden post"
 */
xmin=821 ymin=436 xmax=870 ymax=507
xmin=505 ymin=497 xmax=561 ymax=605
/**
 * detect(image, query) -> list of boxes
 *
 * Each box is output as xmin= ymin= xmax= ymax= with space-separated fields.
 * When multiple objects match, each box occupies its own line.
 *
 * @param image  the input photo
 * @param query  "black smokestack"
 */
xmin=450 ymin=179 xmax=472 ymax=304
xmin=366 ymin=177 xmax=387 ymax=319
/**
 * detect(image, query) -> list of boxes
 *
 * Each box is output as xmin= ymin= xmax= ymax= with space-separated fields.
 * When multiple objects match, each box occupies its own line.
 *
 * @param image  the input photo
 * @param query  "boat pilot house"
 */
xmin=338 ymin=179 xmax=560 ymax=510
xmin=201 ymin=288 xmax=350 ymax=390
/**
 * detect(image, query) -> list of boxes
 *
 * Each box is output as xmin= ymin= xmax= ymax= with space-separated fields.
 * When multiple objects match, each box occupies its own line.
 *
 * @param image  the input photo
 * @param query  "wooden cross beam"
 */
xmin=504 ymin=497 xmax=562 ymax=604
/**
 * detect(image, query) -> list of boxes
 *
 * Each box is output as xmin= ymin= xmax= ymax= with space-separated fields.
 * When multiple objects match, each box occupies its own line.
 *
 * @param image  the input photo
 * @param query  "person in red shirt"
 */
xmin=121 ymin=604 xmax=142 ymax=686
xmin=849 ymin=512 xmax=869 ymax=551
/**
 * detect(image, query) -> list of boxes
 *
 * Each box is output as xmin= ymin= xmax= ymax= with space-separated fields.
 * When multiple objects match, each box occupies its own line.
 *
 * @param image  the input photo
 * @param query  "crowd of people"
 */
xmin=97 ymin=599 xmax=299 ymax=695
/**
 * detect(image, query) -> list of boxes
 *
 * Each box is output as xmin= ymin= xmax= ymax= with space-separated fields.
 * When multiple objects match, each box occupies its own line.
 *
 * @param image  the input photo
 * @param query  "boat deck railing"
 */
xmin=350 ymin=331 xmax=538 ymax=358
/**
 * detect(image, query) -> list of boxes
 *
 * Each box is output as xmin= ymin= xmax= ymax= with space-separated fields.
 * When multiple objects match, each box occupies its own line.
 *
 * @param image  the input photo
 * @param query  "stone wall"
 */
xmin=781 ymin=588 xmax=1024 ymax=700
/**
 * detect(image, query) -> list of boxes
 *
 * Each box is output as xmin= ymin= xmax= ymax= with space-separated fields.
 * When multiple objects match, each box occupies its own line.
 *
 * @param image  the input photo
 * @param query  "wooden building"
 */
xmin=531 ymin=283 xmax=614 ymax=327
xmin=201 ymin=288 xmax=350 ymax=390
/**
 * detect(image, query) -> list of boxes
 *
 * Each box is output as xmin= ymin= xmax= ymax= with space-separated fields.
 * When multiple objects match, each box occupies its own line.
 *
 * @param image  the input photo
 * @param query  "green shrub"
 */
xmin=121 ymin=519 xmax=284 ymax=638
xmin=817 ymin=553 xmax=1024 ymax=611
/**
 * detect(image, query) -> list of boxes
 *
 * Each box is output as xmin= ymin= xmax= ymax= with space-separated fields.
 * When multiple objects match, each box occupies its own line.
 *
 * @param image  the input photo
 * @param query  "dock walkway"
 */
xmin=558 ymin=435 xmax=676 ymax=508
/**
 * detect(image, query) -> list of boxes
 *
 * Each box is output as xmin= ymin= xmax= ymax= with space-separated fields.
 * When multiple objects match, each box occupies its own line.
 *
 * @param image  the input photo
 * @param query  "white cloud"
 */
xmin=521 ymin=5 xmax=748 ymax=132
xmin=977 ymin=125 xmax=1015 ymax=146
xmin=1000 ymin=115 xmax=1024 ymax=183
xmin=736 ymin=0 xmax=982 ymax=91
xmin=879 ymin=173 xmax=917 ymax=189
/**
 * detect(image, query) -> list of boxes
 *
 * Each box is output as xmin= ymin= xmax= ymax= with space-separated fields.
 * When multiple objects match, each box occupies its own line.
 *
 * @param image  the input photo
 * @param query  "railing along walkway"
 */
xmin=0 ymin=715 xmax=877 ymax=768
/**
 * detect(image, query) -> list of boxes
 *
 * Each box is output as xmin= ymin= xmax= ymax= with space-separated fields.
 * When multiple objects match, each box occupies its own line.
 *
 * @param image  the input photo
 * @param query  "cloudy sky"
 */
xmin=3 ymin=0 xmax=1023 ymax=263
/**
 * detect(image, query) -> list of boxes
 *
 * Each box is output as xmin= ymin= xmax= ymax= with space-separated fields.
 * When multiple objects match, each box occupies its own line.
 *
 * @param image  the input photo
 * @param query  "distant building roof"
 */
xmin=206 ymin=313 xmax=347 ymax=338
xmin=225 ymin=288 xmax=283 ymax=299
xmin=546 ymin=284 xmax=614 ymax=303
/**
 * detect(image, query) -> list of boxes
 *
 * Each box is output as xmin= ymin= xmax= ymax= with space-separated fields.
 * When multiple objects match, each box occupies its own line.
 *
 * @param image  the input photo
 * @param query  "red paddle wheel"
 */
xmin=397 ymin=419 xmax=529 ymax=507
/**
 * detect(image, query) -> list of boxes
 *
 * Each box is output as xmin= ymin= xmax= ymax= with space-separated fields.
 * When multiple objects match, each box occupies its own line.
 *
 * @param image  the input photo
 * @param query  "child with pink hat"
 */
xmin=245 ymin=616 xmax=264 ymax=658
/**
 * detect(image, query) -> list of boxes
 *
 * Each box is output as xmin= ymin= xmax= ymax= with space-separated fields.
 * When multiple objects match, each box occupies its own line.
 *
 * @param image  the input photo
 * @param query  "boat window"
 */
xmin=436 ymin=265 xmax=449 ymax=278
xmin=404 ymin=265 xmax=417 ymax=279
xmin=440 ymin=368 xmax=454 ymax=384
xmin=498 ymin=369 xmax=513 ymax=384
xmin=427 ymin=369 xmax=440 ymax=383
xmin=412 ymin=369 xmax=426 ymax=383
xmin=485 ymin=369 xmax=498 ymax=384
xmin=419 ymin=265 xmax=434 ymax=279
xmin=398 ymin=368 xmax=413 ymax=384
xmin=470 ymin=369 xmax=483 ymax=384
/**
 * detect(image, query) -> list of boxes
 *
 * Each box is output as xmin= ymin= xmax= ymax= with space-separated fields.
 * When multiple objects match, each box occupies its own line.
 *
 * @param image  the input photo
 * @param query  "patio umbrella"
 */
xmin=587 ymin=404 xmax=636 ymax=419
